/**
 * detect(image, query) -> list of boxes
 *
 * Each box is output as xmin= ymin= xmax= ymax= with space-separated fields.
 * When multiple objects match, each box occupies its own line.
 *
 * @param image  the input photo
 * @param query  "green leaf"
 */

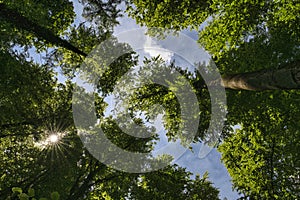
xmin=12 ymin=187 xmax=22 ymax=194
xmin=28 ymin=188 xmax=35 ymax=197
xmin=18 ymin=193 xmax=29 ymax=200
xmin=51 ymin=192 xmax=60 ymax=200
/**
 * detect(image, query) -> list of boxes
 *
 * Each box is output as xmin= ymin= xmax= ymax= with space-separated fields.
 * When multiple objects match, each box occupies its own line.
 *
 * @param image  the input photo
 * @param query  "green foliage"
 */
xmin=88 ymin=166 xmax=220 ymax=200
xmin=127 ymin=0 xmax=300 ymax=62
xmin=80 ymin=0 xmax=123 ymax=32
xmin=121 ymin=57 xmax=212 ymax=144
xmin=127 ymin=0 xmax=211 ymax=31
xmin=219 ymin=90 xmax=300 ymax=199
xmin=1 ymin=1 xmax=222 ymax=200
xmin=0 ymin=0 xmax=75 ymax=50
xmin=3 ymin=0 xmax=299 ymax=199
xmin=128 ymin=1 xmax=300 ymax=199
xmin=12 ymin=187 xmax=60 ymax=200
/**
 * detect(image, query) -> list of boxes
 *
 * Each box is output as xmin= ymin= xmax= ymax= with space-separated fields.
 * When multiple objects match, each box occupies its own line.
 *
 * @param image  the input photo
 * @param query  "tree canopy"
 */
xmin=127 ymin=0 xmax=300 ymax=199
xmin=0 ymin=0 xmax=221 ymax=199
xmin=1 ymin=0 xmax=300 ymax=199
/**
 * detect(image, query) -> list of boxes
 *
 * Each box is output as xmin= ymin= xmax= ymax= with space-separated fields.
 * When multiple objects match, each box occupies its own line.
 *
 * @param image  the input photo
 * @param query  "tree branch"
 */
xmin=0 ymin=3 xmax=87 ymax=57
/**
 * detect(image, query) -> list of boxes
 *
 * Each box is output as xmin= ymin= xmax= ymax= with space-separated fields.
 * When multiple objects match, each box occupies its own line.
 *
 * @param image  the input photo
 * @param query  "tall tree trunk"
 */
xmin=0 ymin=3 xmax=87 ymax=57
xmin=221 ymin=60 xmax=300 ymax=91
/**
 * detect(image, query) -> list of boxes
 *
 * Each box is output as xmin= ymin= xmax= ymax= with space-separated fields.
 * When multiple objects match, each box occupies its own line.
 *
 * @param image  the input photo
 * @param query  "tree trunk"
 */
xmin=221 ymin=61 xmax=300 ymax=91
xmin=0 ymin=3 xmax=87 ymax=57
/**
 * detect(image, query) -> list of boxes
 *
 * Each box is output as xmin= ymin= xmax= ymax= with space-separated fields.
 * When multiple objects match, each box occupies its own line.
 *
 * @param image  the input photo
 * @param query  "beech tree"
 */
xmin=4 ymin=1 xmax=299 ymax=91
xmin=220 ymin=61 xmax=300 ymax=90
xmin=0 ymin=0 xmax=221 ymax=199
xmin=2 ymin=0 xmax=299 ymax=199
xmin=127 ymin=0 xmax=300 ymax=199
xmin=127 ymin=0 xmax=300 ymax=91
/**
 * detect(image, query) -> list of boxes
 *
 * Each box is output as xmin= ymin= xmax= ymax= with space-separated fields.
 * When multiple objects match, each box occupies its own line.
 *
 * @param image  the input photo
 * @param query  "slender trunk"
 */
xmin=221 ymin=60 xmax=300 ymax=91
xmin=0 ymin=3 xmax=87 ymax=57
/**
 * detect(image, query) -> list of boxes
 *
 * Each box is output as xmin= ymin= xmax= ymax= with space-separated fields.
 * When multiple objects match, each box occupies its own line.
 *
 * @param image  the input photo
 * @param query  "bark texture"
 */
xmin=221 ymin=61 xmax=300 ymax=91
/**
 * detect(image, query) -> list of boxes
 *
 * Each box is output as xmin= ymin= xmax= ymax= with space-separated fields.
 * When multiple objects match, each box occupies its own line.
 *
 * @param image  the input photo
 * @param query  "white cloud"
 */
xmin=143 ymin=36 xmax=174 ymax=62
xmin=79 ymin=4 xmax=240 ymax=199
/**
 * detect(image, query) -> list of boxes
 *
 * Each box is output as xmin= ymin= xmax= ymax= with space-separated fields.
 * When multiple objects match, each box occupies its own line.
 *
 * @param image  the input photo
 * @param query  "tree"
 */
xmin=127 ymin=0 xmax=300 ymax=199
xmin=1 ymin=0 xmax=222 ymax=199
xmin=126 ymin=168 xmax=219 ymax=200
xmin=220 ymin=61 xmax=300 ymax=90
xmin=0 ymin=0 xmax=75 ymax=51
xmin=2 ymin=0 xmax=299 ymax=199
xmin=127 ymin=0 xmax=300 ymax=59
xmin=0 ymin=2 xmax=86 ymax=56
xmin=219 ymin=105 xmax=300 ymax=199
xmin=127 ymin=0 xmax=300 ymax=91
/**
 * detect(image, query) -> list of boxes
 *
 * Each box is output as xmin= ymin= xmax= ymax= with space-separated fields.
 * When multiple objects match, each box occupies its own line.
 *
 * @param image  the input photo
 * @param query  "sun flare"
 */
xmin=35 ymin=131 xmax=66 ymax=149
xmin=49 ymin=134 xmax=59 ymax=143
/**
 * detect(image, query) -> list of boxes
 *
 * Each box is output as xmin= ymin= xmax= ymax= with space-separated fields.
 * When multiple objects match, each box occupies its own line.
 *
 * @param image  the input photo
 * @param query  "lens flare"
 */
xmin=49 ymin=134 xmax=59 ymax=143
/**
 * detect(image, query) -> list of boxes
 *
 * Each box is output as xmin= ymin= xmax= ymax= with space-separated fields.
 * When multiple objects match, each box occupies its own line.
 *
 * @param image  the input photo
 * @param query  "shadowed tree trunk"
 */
xmin=221 ymin=60 xmax=300 ymax=91
xmin=0 ymin=3 xmax=87 ymax=57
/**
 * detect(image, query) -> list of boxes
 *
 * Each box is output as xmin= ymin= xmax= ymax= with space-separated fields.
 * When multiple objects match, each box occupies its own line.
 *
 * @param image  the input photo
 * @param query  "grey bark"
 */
xmin=221 ymin=61 xmax=300 ymax=91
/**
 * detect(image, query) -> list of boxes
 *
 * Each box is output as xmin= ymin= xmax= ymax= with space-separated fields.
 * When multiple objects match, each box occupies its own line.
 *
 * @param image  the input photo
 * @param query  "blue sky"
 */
xmin=10 ymin=1 xmax=239 ymax=198
xmin=65 ymin=1 xmax=241 ymax=199
xmin=111 ymin=4 xmax=240 ymax=199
